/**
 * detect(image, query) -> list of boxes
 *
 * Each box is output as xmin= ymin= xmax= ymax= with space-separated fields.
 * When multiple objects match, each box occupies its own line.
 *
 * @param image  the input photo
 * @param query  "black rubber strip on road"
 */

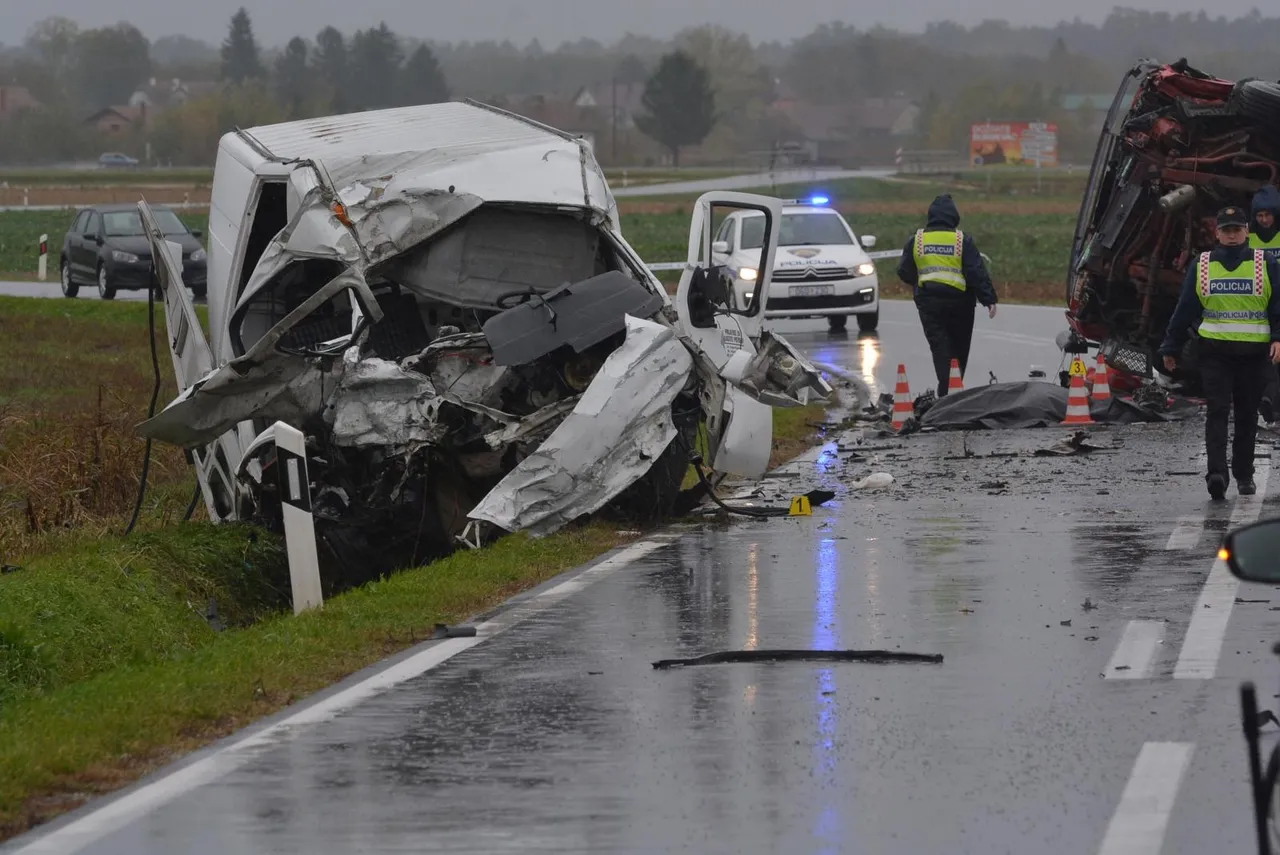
xmin=652 ymin=649 xmax=945 ymax=669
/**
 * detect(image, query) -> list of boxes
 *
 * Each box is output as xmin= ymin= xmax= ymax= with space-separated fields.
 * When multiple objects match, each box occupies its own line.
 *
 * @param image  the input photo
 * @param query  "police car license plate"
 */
xmin=790 ymin=284 xmax=834 ymax=297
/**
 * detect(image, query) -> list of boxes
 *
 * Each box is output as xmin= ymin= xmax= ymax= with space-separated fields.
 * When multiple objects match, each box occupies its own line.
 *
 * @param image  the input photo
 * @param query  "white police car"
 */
xmin=711 ymin=196 xmax=880 ymax=332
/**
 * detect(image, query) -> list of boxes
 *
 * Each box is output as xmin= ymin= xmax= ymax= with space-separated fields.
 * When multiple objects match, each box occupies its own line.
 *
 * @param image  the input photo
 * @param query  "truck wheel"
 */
xmin=1231 ymin=81 xmax=1280 ymax=131
xmin=828 ymin=315 xmax=848 ymax=332
xmin=856 ymin=311 xmax=879 ymax=333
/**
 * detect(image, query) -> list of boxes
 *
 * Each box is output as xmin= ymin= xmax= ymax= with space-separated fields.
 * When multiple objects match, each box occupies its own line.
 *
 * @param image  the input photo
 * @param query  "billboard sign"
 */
xmin=970 ymin=122 xmax=1059 ymax=167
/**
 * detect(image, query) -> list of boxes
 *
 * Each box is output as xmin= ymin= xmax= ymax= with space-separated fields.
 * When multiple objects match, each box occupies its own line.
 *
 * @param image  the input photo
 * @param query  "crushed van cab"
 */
xmin=136 ymin=100 xmax=831 ymax=588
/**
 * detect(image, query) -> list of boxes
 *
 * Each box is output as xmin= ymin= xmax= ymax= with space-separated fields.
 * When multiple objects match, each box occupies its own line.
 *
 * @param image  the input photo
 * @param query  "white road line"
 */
xmin=1174 ymin=459 xmax=1271 ymax=680
xmin=1097 ymin=742 xmax=1195 ymax=855
xmin=8 ymin=538 xmax=672 ymax=855
xmin=1104 ymin=621 xmax=1166 ymax=680
xmin=1164 ymin=515 xmax=1204 ymax=550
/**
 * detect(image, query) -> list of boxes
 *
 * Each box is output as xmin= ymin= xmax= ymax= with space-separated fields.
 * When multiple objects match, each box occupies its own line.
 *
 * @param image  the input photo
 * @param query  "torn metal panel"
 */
xmin=138 ymin=272 xmax=374 ymax=448
xmin=467 ymin=315 xmax=694 ymax=536
xmin=326 ymin=356 xmax=445 ymax=450
xmin=482 ymin=271 xmax=666 ymax=366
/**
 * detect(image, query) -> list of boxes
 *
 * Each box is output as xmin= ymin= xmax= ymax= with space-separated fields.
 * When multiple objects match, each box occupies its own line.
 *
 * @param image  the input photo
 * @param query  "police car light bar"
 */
xmin=781 ymin=195 xmax=832 ymax=206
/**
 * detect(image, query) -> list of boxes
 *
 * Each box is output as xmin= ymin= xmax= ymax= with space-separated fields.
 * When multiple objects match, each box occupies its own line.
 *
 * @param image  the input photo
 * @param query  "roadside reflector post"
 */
xmin=37 ymin=234 xmax=47 ymax=281
xmin=22 ymin=187 xmax=28 ymax=207
xmin=272 ymin=421 xmax=324 ymax=615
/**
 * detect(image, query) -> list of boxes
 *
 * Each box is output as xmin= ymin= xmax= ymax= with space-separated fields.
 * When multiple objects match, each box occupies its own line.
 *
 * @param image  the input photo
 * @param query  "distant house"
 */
xmin=573 ymin=82 xmax=647 ymax=131
xmin=0 ymin=86 xmax=42 ymax=121
xmin=772 ymin=95 xmax=920 ymax=165
xmin=1061 ymin=92 xmax=1114 ymax=138
xmin=128 ymin=78 xmax=221 ymax=112
xmin=507 ymin=94 xmax=598 ymax=150
xmin=85 ymin=105 xmax=148 ymax=135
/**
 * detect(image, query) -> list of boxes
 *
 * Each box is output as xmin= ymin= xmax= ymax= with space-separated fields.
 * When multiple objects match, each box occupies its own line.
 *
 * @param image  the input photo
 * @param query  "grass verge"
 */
xmin=0 ymin=200 xmax=834 ymax=836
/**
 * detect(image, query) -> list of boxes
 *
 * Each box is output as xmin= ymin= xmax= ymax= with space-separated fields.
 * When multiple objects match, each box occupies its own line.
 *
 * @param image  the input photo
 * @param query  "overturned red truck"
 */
xmin=1065 ymin=59 xmax=1280 ymax=394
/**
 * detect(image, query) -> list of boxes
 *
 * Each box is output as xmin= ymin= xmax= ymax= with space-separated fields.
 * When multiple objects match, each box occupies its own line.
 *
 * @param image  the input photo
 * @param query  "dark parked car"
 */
xmin=60 ymin=204 xmax=208 ymax=300
xmin=1064 ymin=58 xmax=1280 ymax=393
xmin=98 ymin=152 xmax=139 ymax=168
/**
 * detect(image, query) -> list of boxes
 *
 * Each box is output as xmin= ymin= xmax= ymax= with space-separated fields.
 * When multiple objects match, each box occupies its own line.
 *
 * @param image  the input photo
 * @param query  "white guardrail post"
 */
xmin=272 ymin=421 xmax=324 ymax=615
xmin=37 ymin=234 xmax=47 ymax=281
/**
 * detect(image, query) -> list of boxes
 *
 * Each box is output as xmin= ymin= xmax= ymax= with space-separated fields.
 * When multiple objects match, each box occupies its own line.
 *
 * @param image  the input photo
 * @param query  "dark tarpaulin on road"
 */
xmin=920 ymin=381 xmax=1182 ymax=431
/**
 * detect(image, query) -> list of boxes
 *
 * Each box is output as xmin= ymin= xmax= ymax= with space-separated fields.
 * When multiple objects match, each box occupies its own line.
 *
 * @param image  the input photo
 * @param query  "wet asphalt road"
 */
xmin=7 ymin=302 xmax=1280 ymax=854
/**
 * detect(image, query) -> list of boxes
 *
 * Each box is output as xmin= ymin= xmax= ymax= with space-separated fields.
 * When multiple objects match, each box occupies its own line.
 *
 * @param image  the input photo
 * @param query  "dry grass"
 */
xmin=0 ymin=297 xmax=196 ymax=563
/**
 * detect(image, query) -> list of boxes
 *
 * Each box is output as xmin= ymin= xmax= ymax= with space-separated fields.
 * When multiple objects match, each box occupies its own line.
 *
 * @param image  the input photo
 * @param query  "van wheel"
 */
xmin=97 ymin=265 xmax=117 ymax=300
xmin=60 ymin=260 xmax=78 ymax=298
xmin=857 ymin=311 xmax=879 ymax=333
xmin=828 ymin=315 xmax=848 ymax=331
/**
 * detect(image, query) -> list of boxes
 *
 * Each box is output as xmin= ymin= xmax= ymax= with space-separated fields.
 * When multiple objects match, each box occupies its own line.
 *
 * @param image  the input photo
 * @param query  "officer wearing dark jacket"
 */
xmin=1251 ymin=185 xmax=1280 ymax=260
xmin=1251 ymin=187 xmax=1280 ymax=422
xmin=896 ymin=194 xmax=999 ymax=395
xmin=1160 ymin=205 xmax=1280 ymax=500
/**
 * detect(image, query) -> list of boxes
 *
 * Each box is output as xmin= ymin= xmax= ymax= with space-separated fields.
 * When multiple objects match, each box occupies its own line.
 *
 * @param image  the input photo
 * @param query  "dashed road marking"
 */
xmin=1164 ymin=515 xmax=1204 ymax=550
xmin=1104 ymin=621 xmax=1166 ymax=680
xmin=1097 ymin=742 xmax=1195 ymax=855
xmin=1174 ymin=458 xmax=1270 ymax=680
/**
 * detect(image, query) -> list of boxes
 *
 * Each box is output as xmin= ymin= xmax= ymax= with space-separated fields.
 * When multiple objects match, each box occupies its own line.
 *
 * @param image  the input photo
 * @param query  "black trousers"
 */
xmin=1199 ymin=345 xmax=1271 ymax=484
xmin=915 ymin=288 xmax=975 ymax=396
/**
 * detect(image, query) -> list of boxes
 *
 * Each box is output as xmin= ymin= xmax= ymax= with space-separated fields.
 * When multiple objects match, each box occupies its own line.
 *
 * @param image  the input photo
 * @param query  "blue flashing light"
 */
xmin=809 ymin=195 xmax=830 ymax=205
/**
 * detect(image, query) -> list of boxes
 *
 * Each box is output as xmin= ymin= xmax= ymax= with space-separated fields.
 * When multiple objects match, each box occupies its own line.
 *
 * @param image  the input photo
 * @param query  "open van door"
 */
xmin=139 ymin=199 xmax=243 ymax=521
xmin=671 ymin=192 xmax=832 ymax=478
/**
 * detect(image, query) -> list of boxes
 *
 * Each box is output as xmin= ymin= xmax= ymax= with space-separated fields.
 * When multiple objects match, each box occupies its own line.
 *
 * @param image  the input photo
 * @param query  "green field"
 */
xmin=0 ymin=172 xmax=1078 ymax=304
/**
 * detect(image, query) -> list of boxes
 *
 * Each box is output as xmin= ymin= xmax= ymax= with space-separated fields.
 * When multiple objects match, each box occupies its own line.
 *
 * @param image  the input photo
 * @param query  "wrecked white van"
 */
xmin=137 ymin=100 xmax=830 ymax=585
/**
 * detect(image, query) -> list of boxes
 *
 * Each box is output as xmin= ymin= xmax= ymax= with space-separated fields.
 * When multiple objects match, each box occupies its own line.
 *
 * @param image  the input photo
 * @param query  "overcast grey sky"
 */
xmin=8 ymin=0 xmax=1269 ymax=47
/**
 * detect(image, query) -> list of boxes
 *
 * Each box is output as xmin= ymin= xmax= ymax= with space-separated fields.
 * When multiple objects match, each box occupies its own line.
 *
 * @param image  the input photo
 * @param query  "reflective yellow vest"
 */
xmin=912 ymin=229 xmax=965 ymax=291
xmin=1250 ymin=230 xmax=1280 ymax=262
xmin=1196 ymin=250 xmax=1272 ymax=343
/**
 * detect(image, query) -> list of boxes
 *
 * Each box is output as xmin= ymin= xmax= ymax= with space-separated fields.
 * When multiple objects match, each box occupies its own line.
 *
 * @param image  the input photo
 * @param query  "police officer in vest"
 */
xmin=1160 ymin=205 xmax=1280 ymax=500
xmin=1251 ymin=186 xmax=1280 ymax=260
xmin=1251 ymin=187 xmax=1280 ymax=423
xmin=896 ymin=194 xmax=998 ymax=396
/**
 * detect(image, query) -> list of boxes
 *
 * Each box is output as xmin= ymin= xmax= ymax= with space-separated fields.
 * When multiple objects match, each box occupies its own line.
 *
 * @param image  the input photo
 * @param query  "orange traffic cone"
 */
xmin=1062 ymin=371 xmax=1095 ymax=425
xmin=948 ymin=358 xmax=964 ymax=392
xmin=1091 ymin=353 xmax=1112 ymax=401
xmin=892 ymin=364 xmax=913 ymax=432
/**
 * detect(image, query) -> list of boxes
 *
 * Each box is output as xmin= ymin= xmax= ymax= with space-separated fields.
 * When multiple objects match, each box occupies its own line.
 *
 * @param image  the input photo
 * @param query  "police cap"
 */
xmin=1217 ymin=206 xmax=1249 ymax=227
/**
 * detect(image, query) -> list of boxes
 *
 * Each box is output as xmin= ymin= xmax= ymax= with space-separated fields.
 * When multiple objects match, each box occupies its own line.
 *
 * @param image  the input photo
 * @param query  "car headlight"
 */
xmin=111 ymin=250 xmax=139 ymax=263
xmin=744 ymin=292 xmax=754 ymax=302
xmin=855 ymin=263 xmax=876 ymax=277
xmin=190 ymin=248 xmax=206 ymax=262
xmin=738 ymin=267 xmax=758 ymax=282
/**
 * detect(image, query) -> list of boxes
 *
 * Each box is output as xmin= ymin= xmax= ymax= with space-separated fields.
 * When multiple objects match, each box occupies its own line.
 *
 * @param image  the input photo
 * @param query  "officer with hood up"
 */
xmin=1161 ymin=205 xmax=1280 ymax=501
xmin=1252 ymin=187 xmax=1280 ymax=423
xmin=1252 ymin=185 xmax=1280 ymax=260
xmin=896 ymin=194 xmax=999 ymax=396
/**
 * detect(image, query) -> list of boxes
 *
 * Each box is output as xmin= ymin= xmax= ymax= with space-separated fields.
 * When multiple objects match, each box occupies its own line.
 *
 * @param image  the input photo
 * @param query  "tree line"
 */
xmin=2 ymin=8 xmax=1279 ymax=167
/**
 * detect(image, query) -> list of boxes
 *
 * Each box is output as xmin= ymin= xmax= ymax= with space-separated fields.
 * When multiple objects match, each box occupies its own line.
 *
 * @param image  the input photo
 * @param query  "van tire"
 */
xmin=856 ymin=311 xmax=879 ymax=333
xmin=827 ymin=315 xmax=848 ymax=331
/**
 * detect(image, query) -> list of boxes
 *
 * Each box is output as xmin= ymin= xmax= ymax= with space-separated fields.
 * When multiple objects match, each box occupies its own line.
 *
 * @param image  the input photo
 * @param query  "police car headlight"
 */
xmin=856 ymin=263 xmax=876 ymax=277
xmin=737 ymin=267 xmax=758 ymax=282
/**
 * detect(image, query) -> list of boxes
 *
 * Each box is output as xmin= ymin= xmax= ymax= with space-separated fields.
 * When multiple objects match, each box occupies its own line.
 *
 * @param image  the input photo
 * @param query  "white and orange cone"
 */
xmin=1091 ymin=352 xmax=1112 ymax=401
xmin=892 ymin=364 xmax=913 ymax=432
xmin=948 ymin=358 xmax=964 ymax=393
xmin=1062 ymin=370 xmax=1095 ymax=425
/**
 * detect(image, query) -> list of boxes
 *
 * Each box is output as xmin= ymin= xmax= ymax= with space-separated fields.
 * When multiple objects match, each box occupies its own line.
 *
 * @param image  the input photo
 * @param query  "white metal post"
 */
xmin=37 ymin=234 xmax=47 ymax=281
xmin=272 ymin=421 xmax=324 ymax=615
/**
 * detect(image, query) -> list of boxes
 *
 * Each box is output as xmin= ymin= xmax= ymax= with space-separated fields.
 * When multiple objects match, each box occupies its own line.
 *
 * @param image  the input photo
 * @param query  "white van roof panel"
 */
xmin=236 ymin=100 xmax=614 ymax=214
